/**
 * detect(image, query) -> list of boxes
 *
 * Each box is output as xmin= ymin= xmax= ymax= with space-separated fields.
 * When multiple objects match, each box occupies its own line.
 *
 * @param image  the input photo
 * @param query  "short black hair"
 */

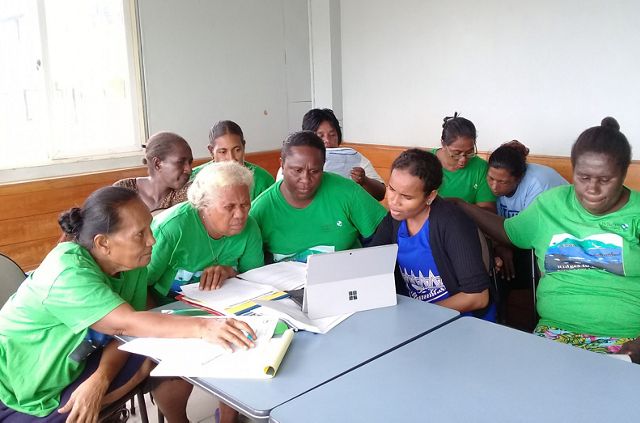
xmin=571 ymin=117 xmax=631 ymax=174
xmin=58 ymin=186 xmax=140 ymax=251
xmin=488 ymin=140 xmax=529 ymax=179
xmin=281 ymin=131 xmax=326 ymax=163
xmin=441 ymin=112 xmax=477 ymax=146
xmin=391 ymin=148 xmax=443 ymax=194
xmin=302 ymin=108 xmax=342 ymax=145
xmin=209 ymin=120 xmax=246 ymax=147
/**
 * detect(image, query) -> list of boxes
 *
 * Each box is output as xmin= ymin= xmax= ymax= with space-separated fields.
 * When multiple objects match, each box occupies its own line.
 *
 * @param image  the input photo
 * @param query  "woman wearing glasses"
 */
xmin=433 ymin=113 xmax=496 ymax=211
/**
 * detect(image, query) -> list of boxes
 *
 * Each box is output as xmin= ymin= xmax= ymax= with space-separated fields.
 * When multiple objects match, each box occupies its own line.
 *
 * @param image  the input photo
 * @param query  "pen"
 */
xmin=241 ymin=329 xmax=254 ymax=341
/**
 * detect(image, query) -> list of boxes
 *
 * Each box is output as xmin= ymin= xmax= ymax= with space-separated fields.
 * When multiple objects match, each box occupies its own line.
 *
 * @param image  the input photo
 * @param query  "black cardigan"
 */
xmin=368 ymin=196 xmax=490 ymax=298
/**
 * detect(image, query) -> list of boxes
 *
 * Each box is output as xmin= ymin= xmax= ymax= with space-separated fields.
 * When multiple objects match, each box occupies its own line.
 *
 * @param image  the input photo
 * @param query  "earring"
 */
xmin=426 ymin=200 xmax=432 ymax=206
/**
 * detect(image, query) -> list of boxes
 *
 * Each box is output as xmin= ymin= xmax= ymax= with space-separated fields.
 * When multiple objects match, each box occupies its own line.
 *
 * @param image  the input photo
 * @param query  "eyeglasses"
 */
xmin=444 ymin=144 xmax=477 ymax=160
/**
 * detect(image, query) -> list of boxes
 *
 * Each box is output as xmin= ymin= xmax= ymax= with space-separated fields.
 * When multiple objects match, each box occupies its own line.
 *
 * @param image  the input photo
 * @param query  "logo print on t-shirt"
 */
xmin=336 ymin=220 xmax=343 ymax=227
xmin=400 ymin=268 xmax=448 ymax=302
xmin=545 ymin=233 xmax=624 ymax=276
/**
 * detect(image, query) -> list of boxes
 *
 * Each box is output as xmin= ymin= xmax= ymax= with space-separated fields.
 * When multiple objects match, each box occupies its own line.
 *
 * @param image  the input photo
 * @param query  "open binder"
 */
xmin=119 ymin=316 xmax=294 ymax=378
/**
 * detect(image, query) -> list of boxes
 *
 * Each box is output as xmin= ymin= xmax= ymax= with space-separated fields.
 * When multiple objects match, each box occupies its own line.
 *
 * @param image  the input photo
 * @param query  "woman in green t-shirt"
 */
xmin=0 ymin=187 xmax=256 ymax=422
xmin=454 ymin=117 xmax=640 ymax=363
xmin=250 ymin=131 xmax=387 ymax=263
xmin=190 ymin=120 xmax=275 ymax=201
xmin=433 ymin=113 xmax=496 ymax=212
xmin=148 ymin=160 xmax=264 ymax=302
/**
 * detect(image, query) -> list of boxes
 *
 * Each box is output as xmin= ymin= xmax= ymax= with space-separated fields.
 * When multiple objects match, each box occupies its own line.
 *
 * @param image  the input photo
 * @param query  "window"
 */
xmin=0 ymin=0 xmax=144 ymax=171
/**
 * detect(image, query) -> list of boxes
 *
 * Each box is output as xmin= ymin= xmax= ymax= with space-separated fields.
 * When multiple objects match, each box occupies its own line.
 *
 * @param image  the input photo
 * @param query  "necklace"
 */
xmin=200 ymin=210 xmax=226 ymax=263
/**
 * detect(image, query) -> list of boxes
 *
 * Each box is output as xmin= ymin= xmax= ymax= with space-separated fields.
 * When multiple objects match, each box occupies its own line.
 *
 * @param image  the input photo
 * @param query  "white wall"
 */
xmin=340 ymin=0 xmax=640 ymax=158
xmin=138 ymin=0 xmax=311 ymax=158
xmin=309 ymin=0 xmax=343 ymax=120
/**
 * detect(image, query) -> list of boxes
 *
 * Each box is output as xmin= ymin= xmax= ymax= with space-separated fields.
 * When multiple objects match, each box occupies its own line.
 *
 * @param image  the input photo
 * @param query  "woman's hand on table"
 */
xmin=199 ymin=265 xmax=238 ymax=290
xmin=200 ymin=318 xmax=257 ymax=351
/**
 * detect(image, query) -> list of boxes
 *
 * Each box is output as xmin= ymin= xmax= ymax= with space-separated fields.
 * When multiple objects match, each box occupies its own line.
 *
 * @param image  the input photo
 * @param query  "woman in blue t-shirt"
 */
xmin=369 ymin=149 xmax=492 ymax=318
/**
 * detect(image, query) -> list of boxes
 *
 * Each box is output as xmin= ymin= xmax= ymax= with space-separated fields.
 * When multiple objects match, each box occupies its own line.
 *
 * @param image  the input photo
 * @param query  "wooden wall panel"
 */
xmin=1 ymin=145 xmax=636 ymax=271
xmin=0 ymin=152 xmax=278 ymax=271
xmin=345 ymin=142 xmax=640 ymax=190
xmin=1 ymin=237 xmax=60 ymax=271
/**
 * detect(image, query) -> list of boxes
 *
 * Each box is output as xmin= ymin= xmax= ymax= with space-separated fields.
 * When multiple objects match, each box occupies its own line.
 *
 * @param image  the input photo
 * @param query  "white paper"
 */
xmin=609 ymin=353 xmax=633 ymax=362
xmin=237 ymin=261 xmax=307 ymax=291
xmin=179 ymin=278 xmax=276 ymax=312
xmin=253 ymin=298 xmax=352 ymax=334
xmin=152 ymin=329 xmax=294 ymax=378
xmin=118 ymin=315 xmax=278 ymax=372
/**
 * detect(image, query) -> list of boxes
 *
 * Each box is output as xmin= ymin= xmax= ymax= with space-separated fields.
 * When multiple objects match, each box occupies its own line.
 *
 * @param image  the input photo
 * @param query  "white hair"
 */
xmin=187 ymin=161 xmax=254 ymax=209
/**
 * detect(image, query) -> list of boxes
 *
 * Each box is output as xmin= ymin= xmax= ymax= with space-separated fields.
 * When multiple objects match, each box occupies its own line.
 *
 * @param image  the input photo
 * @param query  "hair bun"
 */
xmin=601 ymin=116 xmax=620 ymax=131
xmin=442 ymin=112 xmax=460 ymax=128
xmin=58 ymin=207 xmax=83 ymax=235
xmin=502 ymin=140 xmax=530 ymax=158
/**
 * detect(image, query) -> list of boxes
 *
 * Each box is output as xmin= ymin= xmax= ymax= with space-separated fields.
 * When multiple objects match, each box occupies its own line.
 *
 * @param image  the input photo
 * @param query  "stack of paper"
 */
xmin=177 ymin=263 xmax=352 ymax=334
xmin=237 ymin=261 xmax=307 ymax=291
xmin=179 ymin=278 xmax=288 ymax=315
xmin=254 ymin=298 xmax=351 ymax=334
xmin=119 ymin=315 xmax=294 ymax=378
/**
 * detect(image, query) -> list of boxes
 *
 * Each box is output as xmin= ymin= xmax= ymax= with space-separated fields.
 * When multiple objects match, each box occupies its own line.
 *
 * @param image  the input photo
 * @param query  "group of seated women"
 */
xmin=1 ymin=111 xmax=638 ymax=422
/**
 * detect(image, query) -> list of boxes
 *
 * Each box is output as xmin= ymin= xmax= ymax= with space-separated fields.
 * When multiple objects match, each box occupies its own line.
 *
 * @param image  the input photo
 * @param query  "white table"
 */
xmin=270 ymin=316 xmax=640 ymax=423
xmin=187 ymin=295 xmax=458 ymax=421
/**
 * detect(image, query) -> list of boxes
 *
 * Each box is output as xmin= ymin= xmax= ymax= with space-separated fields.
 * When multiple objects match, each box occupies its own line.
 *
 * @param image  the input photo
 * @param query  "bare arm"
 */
xmin=449 ymin=199 xmax=512 ymax=246
xmin=436 ymin=289 xmax=489 ymax=313
xmin=476 ymin=201 xmax=497 ymax=213
xmin=91 ymin=303 xmax=256 ymax=351
xmin=350 ymin=167 xmax=386 ymax=201
xmin=58 ymin=341 xmax=129 ymax=422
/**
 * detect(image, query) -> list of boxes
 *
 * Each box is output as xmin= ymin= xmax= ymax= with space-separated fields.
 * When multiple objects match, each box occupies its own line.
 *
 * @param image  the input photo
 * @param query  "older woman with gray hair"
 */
xmin=147 ymin=160 xmax=264 ymax=305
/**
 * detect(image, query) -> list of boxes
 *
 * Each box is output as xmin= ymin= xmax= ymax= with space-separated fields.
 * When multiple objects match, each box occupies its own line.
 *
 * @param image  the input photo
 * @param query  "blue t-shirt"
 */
xmin=397 ymin=219 xmax=450 ymax=303
xmin=497 ymin=163 xmax=568 ymax=217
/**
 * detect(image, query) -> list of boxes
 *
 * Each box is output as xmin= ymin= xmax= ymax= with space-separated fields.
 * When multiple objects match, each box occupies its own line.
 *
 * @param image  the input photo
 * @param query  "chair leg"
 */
xmin=136 ymin=391 xmax=149 ymax=423
xmin=129 ymin=397 xmax=136 ymax=416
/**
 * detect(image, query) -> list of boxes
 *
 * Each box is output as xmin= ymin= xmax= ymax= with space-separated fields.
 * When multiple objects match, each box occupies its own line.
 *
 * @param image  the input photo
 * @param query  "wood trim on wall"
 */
xmin=0 ymin=151 xmax=279 ymax=271
xmin=1 ymin=144 xmax=637 ymax=271
xmin=344 ymin=142 xmax=640 ymax=190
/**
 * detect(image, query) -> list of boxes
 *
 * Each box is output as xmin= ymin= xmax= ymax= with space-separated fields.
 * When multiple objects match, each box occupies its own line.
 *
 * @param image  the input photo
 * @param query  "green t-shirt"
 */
xmin=250 ymin=172 xmax=387 ymax=262
xmin=147 ymin=202 xmax=264 ymax=302
xmin=0 ymin=242 xmax=147 ymax=416
xmin=190 ymin=160 xmax=275 ymax=201
xmin=432 ymin=149 xmax=495 ymax=204
xmin=504 ymin=185 xmax=640 ymax=338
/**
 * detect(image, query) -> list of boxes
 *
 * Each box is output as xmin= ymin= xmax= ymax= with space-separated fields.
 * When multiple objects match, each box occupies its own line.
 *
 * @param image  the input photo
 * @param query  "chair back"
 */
xmin=476 ymin=229 xmax=499 ymax=322
xmin=0 ymin=253 xmax=26 ymax=304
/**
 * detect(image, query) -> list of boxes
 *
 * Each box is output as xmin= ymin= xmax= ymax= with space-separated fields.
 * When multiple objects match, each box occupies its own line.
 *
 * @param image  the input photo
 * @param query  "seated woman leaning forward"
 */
xmin=455 ymin=117 xmax=640 ymax=362
xmin=276 ymin=108 xmax=386 ymax=201
xmin=0 ymin=187 xmax=255 ymax=423
xmin=250 ymin=130 xmax=387 ymax=263
xmin=368 ymin=149 xmax=492 ymax=319
xmin=190 ymin=120 xmax=275 ymax=201
xmin=487 ymin=140 xmax=567 ymax=218
xmin=148 ymin=160 xmax=264 ymax=305
xmin=114 ymin=131 xmax=194 ymax=214
xmin=433 ymin=113 xmax=496 ymax=212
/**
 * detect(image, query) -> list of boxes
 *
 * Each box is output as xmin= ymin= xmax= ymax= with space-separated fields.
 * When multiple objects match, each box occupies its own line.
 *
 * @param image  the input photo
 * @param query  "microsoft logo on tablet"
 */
xmin=348 ymin=290 xmax=358 ymax=301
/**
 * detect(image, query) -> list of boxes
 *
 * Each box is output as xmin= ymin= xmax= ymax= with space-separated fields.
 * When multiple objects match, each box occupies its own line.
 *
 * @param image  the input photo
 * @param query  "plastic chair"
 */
xmin=0 ymin=253 xmax=26 ymax=304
